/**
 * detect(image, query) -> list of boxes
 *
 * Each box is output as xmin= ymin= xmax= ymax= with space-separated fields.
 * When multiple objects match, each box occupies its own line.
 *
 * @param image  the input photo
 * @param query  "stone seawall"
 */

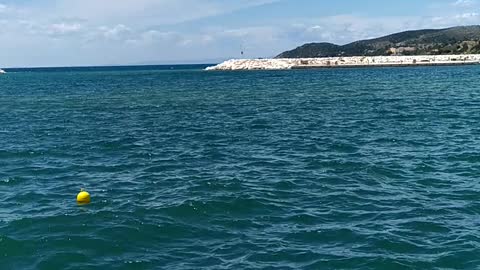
xmin=206 ymin=55 xmax=480 ymax=71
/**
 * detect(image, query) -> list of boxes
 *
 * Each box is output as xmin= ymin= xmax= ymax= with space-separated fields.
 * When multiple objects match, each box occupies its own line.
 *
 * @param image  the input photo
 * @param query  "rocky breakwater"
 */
xmin=206 ymin=54 xmax=480 ymax=71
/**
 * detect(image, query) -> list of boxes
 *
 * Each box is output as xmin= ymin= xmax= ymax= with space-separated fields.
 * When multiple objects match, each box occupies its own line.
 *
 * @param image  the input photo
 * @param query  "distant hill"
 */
xmin=276 ymin=25 xmax=480 ymax=58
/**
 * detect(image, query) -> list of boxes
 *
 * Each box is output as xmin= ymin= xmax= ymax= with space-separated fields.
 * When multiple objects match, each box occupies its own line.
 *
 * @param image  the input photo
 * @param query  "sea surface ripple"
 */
xmin=1 ymin=65 xmax=480 ymax=269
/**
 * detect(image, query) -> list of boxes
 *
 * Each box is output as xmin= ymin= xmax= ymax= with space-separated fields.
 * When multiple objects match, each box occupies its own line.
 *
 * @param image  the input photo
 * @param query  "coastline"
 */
xmin=206 ymin=54 xmax=480 ymax=71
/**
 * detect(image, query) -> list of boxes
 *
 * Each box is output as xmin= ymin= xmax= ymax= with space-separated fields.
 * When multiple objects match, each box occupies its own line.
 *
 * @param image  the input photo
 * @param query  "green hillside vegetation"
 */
xmin=276 ymin=25 xmax=480 ymax=58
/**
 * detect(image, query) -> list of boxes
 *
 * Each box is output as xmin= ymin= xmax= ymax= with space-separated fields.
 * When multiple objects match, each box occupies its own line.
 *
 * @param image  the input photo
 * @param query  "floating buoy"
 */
xmin=77 ymin=189 xmax=91 ymax=205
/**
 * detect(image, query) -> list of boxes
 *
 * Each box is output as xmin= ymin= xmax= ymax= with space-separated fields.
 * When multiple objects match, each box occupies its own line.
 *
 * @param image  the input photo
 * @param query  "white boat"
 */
xmin=0 ymin=69 xmax=6 ymax=74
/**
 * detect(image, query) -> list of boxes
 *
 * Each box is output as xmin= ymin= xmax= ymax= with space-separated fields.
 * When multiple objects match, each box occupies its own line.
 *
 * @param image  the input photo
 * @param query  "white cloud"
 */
xmin=47 ymin=23 xmax=84 ymax=36
xmin=49 ymin=0 xmax=279 ymax=26
xmin=452 ymin=0 xmax=476 ymax=7
xmin=455 ymin=12 xmax=479 ymax=18
xmin=0 ymin=3 xmax=23 ymax=17
xmin=99 ymin=24 xmax=132 ymax=40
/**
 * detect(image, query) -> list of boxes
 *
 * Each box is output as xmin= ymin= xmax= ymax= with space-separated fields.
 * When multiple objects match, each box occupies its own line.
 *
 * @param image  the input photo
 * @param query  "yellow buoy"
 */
xmin=77 ymin=189 xmax=91 ymax=205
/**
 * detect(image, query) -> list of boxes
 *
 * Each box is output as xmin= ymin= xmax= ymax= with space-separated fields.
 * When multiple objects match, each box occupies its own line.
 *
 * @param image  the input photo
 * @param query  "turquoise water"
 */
xmin=1 ymin=65 xmax=480 ymax=269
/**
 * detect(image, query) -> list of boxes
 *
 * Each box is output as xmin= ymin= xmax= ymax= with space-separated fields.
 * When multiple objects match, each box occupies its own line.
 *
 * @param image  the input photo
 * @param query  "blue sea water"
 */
xmin=1 ymin=64 xmax=480 ymax=269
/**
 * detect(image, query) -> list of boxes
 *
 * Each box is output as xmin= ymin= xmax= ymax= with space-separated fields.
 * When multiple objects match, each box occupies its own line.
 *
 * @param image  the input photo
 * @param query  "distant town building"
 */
xmin=388 ymin=47 xmax=417 ymax=55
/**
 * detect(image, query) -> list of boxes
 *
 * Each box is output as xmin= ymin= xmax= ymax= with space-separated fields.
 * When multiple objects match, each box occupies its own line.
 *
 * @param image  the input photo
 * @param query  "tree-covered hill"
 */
xmin=276 ymin=25 xmax=480 ymax=58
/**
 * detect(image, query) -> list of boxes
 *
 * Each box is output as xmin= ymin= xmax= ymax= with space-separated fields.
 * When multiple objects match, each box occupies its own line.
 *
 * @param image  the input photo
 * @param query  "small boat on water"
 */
xmin=0 ymin=69 xmax=6 ymax=74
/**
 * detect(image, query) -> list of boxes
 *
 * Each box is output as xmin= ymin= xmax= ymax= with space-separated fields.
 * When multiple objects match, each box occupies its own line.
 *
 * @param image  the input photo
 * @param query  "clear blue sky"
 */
xmin=0 ymin=0 xmax=478 ymax=67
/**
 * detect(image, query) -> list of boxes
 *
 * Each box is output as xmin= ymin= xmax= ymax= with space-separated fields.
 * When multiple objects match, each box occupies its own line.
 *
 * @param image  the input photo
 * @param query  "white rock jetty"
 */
xmin=206 ymin=54 xmax=480 ymax=71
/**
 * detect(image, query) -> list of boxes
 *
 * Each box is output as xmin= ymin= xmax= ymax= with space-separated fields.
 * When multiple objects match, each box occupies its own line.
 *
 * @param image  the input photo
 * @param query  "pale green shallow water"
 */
xmin=1 ymin=65 xmax=480 ymax=269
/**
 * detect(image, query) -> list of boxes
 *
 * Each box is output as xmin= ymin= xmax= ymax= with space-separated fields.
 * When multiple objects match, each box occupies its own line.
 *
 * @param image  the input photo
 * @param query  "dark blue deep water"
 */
xmin=1 ymin=65 xmax=480 ymax=269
